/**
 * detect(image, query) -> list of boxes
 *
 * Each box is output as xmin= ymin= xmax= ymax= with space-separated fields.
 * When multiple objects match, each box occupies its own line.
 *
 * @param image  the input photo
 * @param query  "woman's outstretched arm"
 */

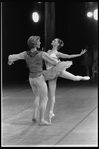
xmin=57 ymin=49 xmax=87 ymax=59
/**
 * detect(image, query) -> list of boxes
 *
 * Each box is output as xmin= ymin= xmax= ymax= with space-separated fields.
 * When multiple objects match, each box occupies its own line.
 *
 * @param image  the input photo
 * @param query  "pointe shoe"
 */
xmin=48 ymin=111 xmax=55 ymax=123
xmin=39 ymin=120 xmax=51 ymax=126
xmin=83 ymin=76 xmax=90 ymax=80
xmin=49 ymin=111 xmax=55 ymax=118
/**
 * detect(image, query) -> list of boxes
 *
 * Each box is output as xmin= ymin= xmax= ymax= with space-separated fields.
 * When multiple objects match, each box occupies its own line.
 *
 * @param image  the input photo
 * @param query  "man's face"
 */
xmin=36 ymin=39 xmax=41 ymax=48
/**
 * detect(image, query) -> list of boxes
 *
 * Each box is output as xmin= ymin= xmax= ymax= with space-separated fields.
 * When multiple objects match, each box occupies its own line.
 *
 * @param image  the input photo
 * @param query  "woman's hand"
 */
xmin=80 ymin=49 xmax=87 ymax=56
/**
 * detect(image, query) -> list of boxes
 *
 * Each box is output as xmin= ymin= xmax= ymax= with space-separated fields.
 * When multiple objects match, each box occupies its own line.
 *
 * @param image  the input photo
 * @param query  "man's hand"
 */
xmin=8 ymin=60 xmax=14 ymax=65
xmin=80 ymin=49 xmax=87 ymax=56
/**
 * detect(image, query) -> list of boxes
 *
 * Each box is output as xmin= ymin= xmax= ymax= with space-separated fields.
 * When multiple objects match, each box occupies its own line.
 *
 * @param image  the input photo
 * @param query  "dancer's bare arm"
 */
xmin=42 ymin=52 xmax=59 ymax=66
xmin=8 ymin=51 xmax=26 ymax=65
xmin=57 ymin=49 xmax=87 ymax=59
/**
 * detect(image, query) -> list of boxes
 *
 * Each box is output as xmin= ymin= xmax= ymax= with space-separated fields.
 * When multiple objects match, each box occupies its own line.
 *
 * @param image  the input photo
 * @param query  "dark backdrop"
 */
xmin=2 ymin=2 xmax=98 ymax=84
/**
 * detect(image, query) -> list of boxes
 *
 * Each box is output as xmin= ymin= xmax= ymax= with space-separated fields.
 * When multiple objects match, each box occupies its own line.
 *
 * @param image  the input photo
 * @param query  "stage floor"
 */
xmin=1 ymin=79 xmax=98 ymax=147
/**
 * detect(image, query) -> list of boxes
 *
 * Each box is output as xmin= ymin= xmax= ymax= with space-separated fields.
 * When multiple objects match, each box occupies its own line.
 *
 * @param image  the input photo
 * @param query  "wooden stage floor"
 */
xmin=1 ymin=79 xmax=98 ymax=147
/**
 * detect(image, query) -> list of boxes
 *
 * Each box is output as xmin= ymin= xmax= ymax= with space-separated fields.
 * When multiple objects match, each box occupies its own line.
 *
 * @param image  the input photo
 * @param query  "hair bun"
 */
xmin=61 ymin=42 xmax=64 ymax=47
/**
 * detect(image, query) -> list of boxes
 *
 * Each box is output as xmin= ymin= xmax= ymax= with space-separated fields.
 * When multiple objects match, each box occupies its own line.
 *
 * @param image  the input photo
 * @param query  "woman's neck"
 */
xmin=52 ymin=46 xmax=58 ymax=52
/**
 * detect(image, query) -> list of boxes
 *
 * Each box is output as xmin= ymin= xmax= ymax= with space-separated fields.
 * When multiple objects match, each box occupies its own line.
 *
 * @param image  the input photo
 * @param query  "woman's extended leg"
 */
xmin=59 ymin=70 xmax=90 ymax=81
xmin=48 ymin=78 xmax=57 ymax=122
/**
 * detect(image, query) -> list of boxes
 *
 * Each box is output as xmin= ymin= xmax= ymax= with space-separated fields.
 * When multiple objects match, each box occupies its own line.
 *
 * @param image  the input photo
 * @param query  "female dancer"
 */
xmin=8 ymin=36 xmax=59 ymax=126
xmin=43 ymin=38 xmax=90 ymax=123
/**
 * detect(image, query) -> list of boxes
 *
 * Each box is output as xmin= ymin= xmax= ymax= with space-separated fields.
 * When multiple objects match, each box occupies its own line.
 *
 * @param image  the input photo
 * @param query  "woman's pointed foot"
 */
xmin=48 ymin=111 xmax=55 ymax=123
xmin=83 ymin=76 xmax=90 ymax=80
xmin=49 ymin=111 xmax=55 ymax=118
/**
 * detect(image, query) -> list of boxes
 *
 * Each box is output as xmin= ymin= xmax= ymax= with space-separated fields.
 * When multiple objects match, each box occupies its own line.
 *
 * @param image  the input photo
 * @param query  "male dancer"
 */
xmin=8 ymin=36 xmax=59 ymax=126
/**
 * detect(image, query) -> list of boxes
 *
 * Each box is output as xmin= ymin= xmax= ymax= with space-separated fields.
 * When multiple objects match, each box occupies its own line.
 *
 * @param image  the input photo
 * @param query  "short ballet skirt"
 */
xmin=43 ymin=61 xmax=72 ymax=81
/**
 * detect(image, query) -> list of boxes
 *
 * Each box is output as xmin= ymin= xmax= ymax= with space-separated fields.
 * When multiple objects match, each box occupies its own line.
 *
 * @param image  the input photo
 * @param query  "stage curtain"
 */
xmin=44 ymin=2 xmax=55 ymax=52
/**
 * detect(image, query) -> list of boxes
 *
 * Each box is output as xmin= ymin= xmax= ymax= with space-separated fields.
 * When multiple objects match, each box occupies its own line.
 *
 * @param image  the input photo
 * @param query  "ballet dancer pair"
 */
xmin=8 ymin=36 xmax=90 ymax=125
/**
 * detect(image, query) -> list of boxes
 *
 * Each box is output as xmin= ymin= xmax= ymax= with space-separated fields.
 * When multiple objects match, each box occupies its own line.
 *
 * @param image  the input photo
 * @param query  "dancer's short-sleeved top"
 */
xmin=46 ymin=51 xmax=60 ymax=70
xmin=9 ymin=50 xmax=43 ymax=79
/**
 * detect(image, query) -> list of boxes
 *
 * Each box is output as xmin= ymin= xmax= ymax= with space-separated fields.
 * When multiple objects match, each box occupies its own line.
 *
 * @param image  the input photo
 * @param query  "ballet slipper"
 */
xmin=32 ymin=118 xmax=37 ymax=123
xmin=39 ymin=120 xmax=51 ymax=126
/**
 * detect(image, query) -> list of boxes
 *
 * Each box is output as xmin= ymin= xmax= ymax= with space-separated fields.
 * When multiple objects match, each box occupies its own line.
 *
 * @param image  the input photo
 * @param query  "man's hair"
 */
xmin=27 ymin=36 xmax=40 ymax=49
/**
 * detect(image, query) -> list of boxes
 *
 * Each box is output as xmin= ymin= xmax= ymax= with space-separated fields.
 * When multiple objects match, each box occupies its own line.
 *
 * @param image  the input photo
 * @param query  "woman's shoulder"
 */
xmin=55 ymin=51 xmax=61 ymax=57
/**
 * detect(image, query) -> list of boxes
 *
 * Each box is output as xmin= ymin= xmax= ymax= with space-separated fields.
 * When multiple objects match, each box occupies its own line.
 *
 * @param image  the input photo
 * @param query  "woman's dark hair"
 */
xmin=57 ymin=38 xmax=64 ymax=49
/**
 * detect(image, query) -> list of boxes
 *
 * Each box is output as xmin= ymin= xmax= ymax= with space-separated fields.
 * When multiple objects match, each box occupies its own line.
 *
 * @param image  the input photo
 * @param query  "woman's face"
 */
xmin=51 ymin=39 xmax=59 ymax=47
